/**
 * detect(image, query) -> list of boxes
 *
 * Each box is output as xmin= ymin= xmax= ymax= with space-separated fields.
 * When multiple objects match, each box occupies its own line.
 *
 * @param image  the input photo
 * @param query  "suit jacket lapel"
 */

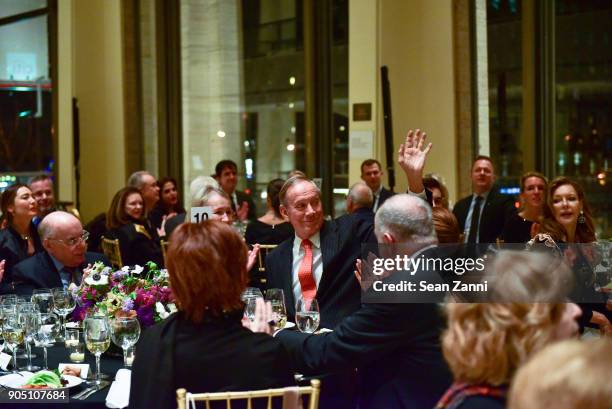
xmin=278 ymin=242 xmax=296 ymax=317
xmin=42 ymin=252 xmax=64 ymax=288
xmin=317 ymin=221 xmax=339 ymax=297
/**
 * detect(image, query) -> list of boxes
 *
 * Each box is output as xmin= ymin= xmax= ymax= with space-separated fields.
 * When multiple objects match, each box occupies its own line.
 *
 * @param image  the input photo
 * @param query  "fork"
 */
xmin=74 ymin=380 xmax=110 ymax=400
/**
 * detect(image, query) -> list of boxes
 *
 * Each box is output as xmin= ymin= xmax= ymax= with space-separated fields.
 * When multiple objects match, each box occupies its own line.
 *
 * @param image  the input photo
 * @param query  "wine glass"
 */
xmin=84 ymin=316 xmax=111 ymax=384
xmin=32 ymin=289 xmax=55 ymax=313
xmin=18 ymin=312 xmax=41 ymax=371
xmin=243 ymin=297 xmax=258 ymax=323
xmin=32 ymin=313 xmax=59 ymax=369
xmin=111 ymin=317 xmax=141 ymax=367
xmin=265 ymin=288 xmax=287 ymax=329
xmin=295 ymin=297 xmax=320 ymax=334
xmin=52 ymin=287 xmax=76 ymax=341
xmin=241 ymin=287 xmax=263 ymax=302
xmin=16 ymin=302 xmax=39 ymax=359
xmin=0 ymin=304 xmax=16 ymax=351
xmin=2 ymin=315 xmax=24 ymax=373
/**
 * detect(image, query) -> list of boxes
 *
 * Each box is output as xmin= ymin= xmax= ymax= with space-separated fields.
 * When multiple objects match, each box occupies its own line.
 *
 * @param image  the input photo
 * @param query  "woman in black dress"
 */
xmin=148 ymin=177 xmax=185 ymax=230
xmin=105 ymin=187 xmax=164 ymax=267
xmin=0 ymin=184 xmax=43 ymax=294
xmin=501 ymin=172 xmax=547 ymax=243
xmin=130 ymin=221 xmax=294 ymax=409
xmin=245 ymin=178 xmax=293 ymax=245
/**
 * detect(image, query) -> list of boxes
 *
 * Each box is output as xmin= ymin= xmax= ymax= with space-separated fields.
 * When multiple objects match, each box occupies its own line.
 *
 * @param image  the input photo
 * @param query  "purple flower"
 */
xmin=122 ymin=298 xmax=135 ymax=312
xmin=136 ymin=306 xmax=154 ymax=327
xmin=112 ymin=271 xmax=127 ymax=281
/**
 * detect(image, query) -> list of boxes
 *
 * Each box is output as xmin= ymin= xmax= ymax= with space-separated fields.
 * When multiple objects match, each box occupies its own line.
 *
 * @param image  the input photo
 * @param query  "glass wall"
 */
xmin=478 ymin=0 xmax=611 ymax=237
xmin=179 ymin=0 xmax=348 ymax=216
xmin=553 ymin=0 xmax=612 ymax=238
xmin=0 ymin=1 xmax=54 ymax=190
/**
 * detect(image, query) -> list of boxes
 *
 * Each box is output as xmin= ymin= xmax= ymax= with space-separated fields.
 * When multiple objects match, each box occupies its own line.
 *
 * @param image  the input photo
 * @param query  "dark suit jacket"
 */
xmin=277 ymin=301 xmax=451 ymax=409
xmin=0 ymin=224 xmax=44 ymax=294
xmin=233 ymin=190 xmax=257 ymax=221
xmin=130 ymin=311 xmax=295 ymax=409
xmin=371 ymin=187 xmax=394 ymax=211
xmin=453 ymin=188 xmax=516 ymax=244
xmin=106 ymin=221 xmax=164 ymax=267
xmin=266 ymin=217 xmax=374 ymax=329
xmin=336 ymin=207 xmax=375 ymax=243
xmin=12 ymin=251 xmax=108 ymax=296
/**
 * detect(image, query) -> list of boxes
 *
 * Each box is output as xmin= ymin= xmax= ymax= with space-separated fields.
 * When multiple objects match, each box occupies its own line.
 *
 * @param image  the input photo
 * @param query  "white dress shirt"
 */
xmin=291 ymin=232 xmax=323 ymax=303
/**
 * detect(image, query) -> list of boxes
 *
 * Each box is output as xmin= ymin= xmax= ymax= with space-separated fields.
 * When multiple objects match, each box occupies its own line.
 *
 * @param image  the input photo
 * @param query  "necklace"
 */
xmin=21 ymin=234 xmax=30 ymax=241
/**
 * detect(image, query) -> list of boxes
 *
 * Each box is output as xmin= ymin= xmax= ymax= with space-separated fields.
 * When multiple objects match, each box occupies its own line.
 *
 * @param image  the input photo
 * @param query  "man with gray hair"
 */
xmin=272 ymin=193 xmax=451 ymax=409
xmin=127 ymin=171 xmax=160 ymax=215
xmin=12 ymin=211 xmax=107 ymax=296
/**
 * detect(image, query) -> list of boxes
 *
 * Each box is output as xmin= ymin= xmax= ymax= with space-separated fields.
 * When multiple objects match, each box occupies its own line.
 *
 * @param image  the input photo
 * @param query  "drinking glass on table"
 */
xmin=32 ymin=313 xmax=59 ymax=369
xmin=18 ymin=312 xmax=41 ymax=371
xmin=31 ymin=289 xmax=55 ymax=313
xmin=265 ymin=288 xmax=287 ymax=329
xmin=84 ymin=315 xmax=111 ymax=384
xmin=16 ymin=303 xmax=39 ymax=359
xmin=296 ymin=297 xmax=320 ymax=334
xmin=2 ymin=315 xmax=24 ymax=373
xmin=111 ymin=317 xmax=141 ymax=367
xmin=52 ymin=287 xmax=76 ymax=341
xmin=0 ymin=304 xmax=16 ymax=351
xmin=241 ymin=287 xmax=263 ymax=302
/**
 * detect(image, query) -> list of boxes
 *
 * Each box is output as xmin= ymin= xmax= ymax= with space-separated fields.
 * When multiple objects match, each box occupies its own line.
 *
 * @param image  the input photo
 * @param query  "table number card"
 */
xmin=190 ymin=206 xmax=214 ymax=223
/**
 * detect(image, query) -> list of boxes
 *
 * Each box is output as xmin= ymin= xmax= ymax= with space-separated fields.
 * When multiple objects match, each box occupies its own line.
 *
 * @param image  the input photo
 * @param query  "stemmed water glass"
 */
xmin=265 ymin=288 xmax=287 ymax=329
xmin=32 ymin=313 xmax=59 ymax=370
xmin=242 ymin=287 xmax=263 ymax=323
xmin=0 ymin=304 xmax=16 ymax=352
xmin=2 ymin=315 xmax=24 ymax=373
xmin=18 ymin=312 xmax=41 ymax=371
xmin=52 ymin=287 xmax=76 ymax=341
xmin=16 ymin=303 xmax=39 ymax=363
xmin=295 ymin=297 xmax=320 ymax=334
xmin=84 ymin=316 xmax=111 ymax=384
xmin=31 ymin=289 xmax=55 ymax=313
xmin=111 ymin=317 xmax=141 ymax=367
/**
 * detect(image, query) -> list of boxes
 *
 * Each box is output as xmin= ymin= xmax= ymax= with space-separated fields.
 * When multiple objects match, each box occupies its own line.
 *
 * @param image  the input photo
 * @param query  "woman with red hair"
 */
xmin=129 ymin=221 xmax=294 ymax=409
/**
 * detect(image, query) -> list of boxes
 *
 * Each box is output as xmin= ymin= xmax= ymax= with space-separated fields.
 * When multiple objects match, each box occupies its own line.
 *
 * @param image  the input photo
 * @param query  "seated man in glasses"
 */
xmin=12 ymin=211 xmax=108 ymax=296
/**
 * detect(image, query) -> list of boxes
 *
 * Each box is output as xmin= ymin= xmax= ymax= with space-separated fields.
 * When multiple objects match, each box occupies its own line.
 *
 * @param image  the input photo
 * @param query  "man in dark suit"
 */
xmin=337 ymin=181 xmax=375 ymax=241
xmin=271 ymin=194 xmax=451 ymax=409
xmin=13 ymin=211 xmax=108 ymax=296
xmin=127 ymin=171 xmax=160 ymax=217
xmin=266 ymin=176 xmax=372 ymax=329
xmin=361 ymin=158 xmax=394 ymax=212
xmin=215 ymin=160 xmax=256 ymax=222
xmin=453 ymin=155 xmax=516 ymax=244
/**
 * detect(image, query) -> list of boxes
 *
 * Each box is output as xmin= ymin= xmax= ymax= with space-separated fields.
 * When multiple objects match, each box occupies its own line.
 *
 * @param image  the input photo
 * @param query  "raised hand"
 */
xmin=236 ymin=202 xmax=249 ymax=221
xmin=398 ymin=129 xmax=432 ymax=194
xmin=0 ymin=259 xmax=5 ymax=282
xmin=246 ymin=244 xmax=260 ymax=272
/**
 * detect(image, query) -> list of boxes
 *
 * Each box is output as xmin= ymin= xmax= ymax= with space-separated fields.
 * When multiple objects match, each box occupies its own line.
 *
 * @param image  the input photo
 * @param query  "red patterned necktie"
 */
xmin=298 ymin=239 xmax=316 ymax=300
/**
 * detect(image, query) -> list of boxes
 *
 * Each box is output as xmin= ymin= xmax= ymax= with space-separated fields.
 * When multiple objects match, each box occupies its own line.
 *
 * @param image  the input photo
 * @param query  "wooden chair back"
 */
xmin=176 ymin=379 xmax=320 ymax=409
xmin=101 ymin=236 xmax=123 ymax=269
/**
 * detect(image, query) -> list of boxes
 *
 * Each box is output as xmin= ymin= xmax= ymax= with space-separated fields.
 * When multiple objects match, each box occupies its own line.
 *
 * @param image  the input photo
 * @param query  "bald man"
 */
xmin=12 ymin=211 xmax=108 ymax=296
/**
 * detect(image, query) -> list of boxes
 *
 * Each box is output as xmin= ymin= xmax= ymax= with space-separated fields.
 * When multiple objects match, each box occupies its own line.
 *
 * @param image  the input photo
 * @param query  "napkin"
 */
xmin=58 ymin=363 xmax=89 ymax=379
xmin=0 ymin=352 xmax=11 ymax=371
xmin=105 ymin=368 xmax=131 ymax=409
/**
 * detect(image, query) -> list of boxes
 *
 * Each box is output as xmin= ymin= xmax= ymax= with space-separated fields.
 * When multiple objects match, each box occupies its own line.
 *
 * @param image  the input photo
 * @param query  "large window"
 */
xmin=176 ymin=0 xmax=348 ymax=216
xmin=0 ymin=0 xmax=55 ymax=190
xmin=477 ymin=0 xmax=611 ymax=237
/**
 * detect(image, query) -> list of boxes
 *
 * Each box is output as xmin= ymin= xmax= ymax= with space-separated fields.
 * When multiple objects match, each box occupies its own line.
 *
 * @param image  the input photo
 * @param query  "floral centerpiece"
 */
xmin=71 ymin=261 xmax=177 ymax=327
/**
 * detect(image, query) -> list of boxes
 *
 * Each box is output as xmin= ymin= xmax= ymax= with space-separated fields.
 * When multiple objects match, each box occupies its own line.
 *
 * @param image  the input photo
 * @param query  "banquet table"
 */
xmin=1 ymin=343 xmax=125 ymax=408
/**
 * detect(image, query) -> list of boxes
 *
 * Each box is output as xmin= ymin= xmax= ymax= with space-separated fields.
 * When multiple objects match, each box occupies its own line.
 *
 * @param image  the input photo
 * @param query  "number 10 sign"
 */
xmin=190 ymin=206 xmax=214 ymax=223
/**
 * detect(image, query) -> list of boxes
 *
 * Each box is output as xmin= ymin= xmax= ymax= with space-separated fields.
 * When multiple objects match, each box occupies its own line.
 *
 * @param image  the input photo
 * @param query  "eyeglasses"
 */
xmin=49 ymin=231 xmax=89 ymax=247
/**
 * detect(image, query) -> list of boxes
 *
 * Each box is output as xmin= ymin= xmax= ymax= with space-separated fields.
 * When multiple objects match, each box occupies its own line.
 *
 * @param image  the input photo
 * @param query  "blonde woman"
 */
xmin=436 ymin=250 xmax=582 ymax=409
xmin=509 ymin=338 xmax=612 ymax=409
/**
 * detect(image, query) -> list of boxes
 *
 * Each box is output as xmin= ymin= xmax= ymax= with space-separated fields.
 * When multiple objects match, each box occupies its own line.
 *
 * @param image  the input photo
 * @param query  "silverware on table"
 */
xmin=73 ymin=380 xmax=110 ymax=400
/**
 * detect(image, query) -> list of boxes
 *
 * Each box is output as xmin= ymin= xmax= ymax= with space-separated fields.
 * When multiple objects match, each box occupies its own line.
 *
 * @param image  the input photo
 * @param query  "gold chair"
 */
xmin=256 ymin=244 xmax=278 ymax=286
xmin=176 ymin=379 xmax=320 ymax=409
xmin=161 ymin=239 xmax=169 ymax=264
xmin=101 ymin=236 xmax=123 ymax=269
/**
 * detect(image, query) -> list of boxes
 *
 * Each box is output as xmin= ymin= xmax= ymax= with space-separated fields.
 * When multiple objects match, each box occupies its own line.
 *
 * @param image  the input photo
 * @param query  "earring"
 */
xmin=577 ymin=210 xmax=585 ymax=224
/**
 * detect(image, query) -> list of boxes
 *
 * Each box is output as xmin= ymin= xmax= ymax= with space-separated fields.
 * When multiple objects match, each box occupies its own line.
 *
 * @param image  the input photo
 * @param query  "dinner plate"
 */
xmin=0 ymin=372 xmax=83 ymax=390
